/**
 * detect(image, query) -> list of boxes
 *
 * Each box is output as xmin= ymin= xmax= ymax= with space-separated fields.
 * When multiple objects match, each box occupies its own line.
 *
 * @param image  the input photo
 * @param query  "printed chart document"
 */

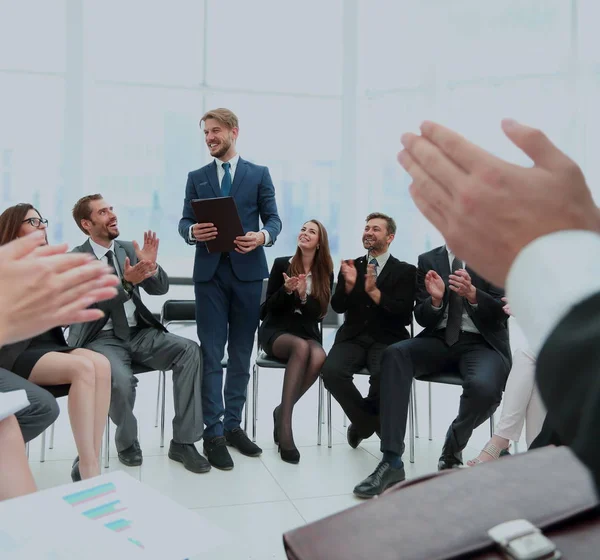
xmin=0 ymin=470 xmax=227 ymax=559
xmin=0 ymin=390 xmax=29 ymax=422
xmin=191 ymin=196 xmax=244 ymax=253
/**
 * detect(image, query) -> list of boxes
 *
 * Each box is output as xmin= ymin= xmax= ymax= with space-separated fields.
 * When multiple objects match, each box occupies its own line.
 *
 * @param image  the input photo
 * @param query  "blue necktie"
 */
xmin=369 ymin=257 xmax=378 ymax=276
xmin=221 ymin=162 xmax=232 ymax=197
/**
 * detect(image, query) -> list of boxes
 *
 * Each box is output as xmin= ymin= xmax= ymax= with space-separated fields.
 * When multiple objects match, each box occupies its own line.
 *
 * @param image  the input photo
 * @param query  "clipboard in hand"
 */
xmin=191 ymin=196 xmax=245 ymax=253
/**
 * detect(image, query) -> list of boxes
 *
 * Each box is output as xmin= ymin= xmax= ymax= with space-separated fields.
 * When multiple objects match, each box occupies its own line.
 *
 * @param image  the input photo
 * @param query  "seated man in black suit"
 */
xmin=321 ymin=213 xmax=416 ymax=448
xmin=353 ymin=243 xmax=511 ymax=498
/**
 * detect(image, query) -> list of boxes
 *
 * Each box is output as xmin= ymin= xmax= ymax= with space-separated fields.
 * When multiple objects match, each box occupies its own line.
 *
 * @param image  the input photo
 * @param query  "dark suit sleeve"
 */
xmin=140 ymin=265 xmax=169 ymax=296
xmin=470 ymin=283 xmax=506 ymax=325
xmin=178 ymin=172 xmax=197 ymax=245
xmin=536 ymin=291 xmax=600 ymax=492
xmin=378 ymin=264 xmax=416 ymax=318
xmin=258 ymin=167 xmax=282 ymax=247
xmin=414 ymin=254 xmax=445 ymax=329
xmin=260 ymin=258 xmax=295 ymax=319
xmin=331 ymin=268 xmax=353 ymax=314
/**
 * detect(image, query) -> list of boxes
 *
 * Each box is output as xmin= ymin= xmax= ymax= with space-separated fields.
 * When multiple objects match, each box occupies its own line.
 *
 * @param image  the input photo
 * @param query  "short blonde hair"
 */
xmin=200 ymin=108 xmax=239 ymax=130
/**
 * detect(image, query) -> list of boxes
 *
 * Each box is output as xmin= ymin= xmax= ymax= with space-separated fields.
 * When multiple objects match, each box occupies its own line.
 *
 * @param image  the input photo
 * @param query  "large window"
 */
xmin=0 ymin=0 xmax=596 ymax=281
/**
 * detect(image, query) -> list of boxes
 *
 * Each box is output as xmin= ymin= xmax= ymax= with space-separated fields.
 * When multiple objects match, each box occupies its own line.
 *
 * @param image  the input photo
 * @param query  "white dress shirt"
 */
xmin=188 ymin=153 xmax=271 ymax=246
xmin=507 ymin=230 xmax=600 ymax=356
xmin=433 ymin=247 xmax=480 ymax=334
xmin=366 ymin=250 xmax=391 ymax=277
xmin=89 ymin=238 xmax=138 ymax=329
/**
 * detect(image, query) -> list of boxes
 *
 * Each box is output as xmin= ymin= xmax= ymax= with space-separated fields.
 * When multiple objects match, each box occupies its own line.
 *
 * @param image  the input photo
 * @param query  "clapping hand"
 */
xmin=340 ymin=259 xmax=357 ymax=293
xmin=501 ymin=296 xmax=511 ymax=316
xmin=133 ymin=230 xmax=159 ymax=264
xmin=364 ymin=263 xmax=377 ymax=293
xmin=425 ymin=270 xmax=445 ymax=305
xmin=283 ymin=273 xmax=300 ymax=294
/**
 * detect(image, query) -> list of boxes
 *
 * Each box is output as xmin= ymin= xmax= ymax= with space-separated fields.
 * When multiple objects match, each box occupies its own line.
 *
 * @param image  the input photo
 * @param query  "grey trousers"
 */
xmin=0 ymin=368 xmax=60 ymax=443
xmin=85 ymin=327 xmax=203 ymax=452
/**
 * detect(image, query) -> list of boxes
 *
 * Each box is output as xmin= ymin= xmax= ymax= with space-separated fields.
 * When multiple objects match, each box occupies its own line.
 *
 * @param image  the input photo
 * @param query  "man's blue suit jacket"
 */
xmin=178 ymin=158 xmax=282 ymax=282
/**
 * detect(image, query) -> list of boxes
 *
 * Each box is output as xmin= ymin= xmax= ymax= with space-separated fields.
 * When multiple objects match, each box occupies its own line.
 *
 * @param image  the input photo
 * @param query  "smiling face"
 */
xmin=297 ymin=221 xmax=320 ymax=252
xmin=362 ymin=218 xmax=394 ymax=254
xmin=18 ymin=208 xmax=48 ymax=244
xmin=82 ymin=198 xmax=119 ymax=244
xmin=204 ymin=118 xmax=238 ymax=161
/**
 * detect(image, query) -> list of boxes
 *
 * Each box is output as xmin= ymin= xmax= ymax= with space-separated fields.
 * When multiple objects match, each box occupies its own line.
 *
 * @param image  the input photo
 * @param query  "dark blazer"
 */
xmin=331 ymin=255 xmax=416 ymax=346
xmin=0 ymin=327 xmax=67 ymax=372
xmin=414 ymin=246 xmax=511 ymax=370
xmin=67 ymin=239 xmax=168 ymax=348
xmin=535 ymin=290 xmax=600 ymax=492
xmin=259 ymin=256 xmax=334 ymax=347
xmin=178 ymin=158 xmax=282 ymax=282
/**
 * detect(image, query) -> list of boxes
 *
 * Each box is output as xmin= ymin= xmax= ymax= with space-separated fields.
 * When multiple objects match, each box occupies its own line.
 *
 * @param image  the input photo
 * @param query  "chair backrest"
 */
xmin=161 ymin=299 xmax=196 ymax=324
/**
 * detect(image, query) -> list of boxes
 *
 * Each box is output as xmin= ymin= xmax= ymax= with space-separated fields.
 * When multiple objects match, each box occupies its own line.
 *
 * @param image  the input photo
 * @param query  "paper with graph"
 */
xmin=0 ymin=470 xmax=227 ymax=559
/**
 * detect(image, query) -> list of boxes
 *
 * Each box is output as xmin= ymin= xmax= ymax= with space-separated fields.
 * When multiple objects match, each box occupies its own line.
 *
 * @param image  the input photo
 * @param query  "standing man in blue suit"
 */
xmin=179 ymin=108 xmax=282 ymax=470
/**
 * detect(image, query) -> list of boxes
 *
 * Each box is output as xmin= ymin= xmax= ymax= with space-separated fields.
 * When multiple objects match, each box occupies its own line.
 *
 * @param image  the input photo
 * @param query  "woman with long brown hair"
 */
xmin=259 ymin=220 xmax=334 ymax=463
xmin=0 ymin=203 xmax=112 ymax=481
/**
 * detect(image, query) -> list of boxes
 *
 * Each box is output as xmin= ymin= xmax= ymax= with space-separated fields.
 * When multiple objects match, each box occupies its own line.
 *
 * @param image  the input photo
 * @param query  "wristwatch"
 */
xmin=122 ymin=278 xmax=134 ymax=294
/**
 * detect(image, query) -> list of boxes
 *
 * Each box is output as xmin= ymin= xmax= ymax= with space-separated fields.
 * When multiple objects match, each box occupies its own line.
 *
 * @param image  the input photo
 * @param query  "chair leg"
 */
xmin=40 ymin=430 xmax=46 ymax=463
xmin=155 ymin=369 xmax=162 ymax=428
xmin=428 ymin=382 xmax=433 ymax=441
xmin=252 ymin=363 xmax=258 ymax=442
xmin=317 ymin=377 xmax=323 ymax=446
xmin=327 ymin=390 xmax=332 ymax=449
xmin=49 ymin=422 xmax=56 ymax=449
xmin=343 ymin=413 xmax=347 ymax=428
xmin=409 ymin=388 xmax=415 ymax=464
xmin=489 ymin=413 xmax=495 ymax=438
xmin=244 ymin=396 xmax=248 ymax=433
xmin=26 ymin=441 xmax=30 ymax=459
xmin=160 ymin=370 xmax=166 ymax=448
xmin=413 ymin=382 xmax=419 ymax=438
xmin=104 ymin=417 xmax=110 ymax=468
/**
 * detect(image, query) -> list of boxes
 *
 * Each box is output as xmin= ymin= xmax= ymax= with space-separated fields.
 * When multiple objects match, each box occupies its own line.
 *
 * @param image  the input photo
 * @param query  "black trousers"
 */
xmin=321 ymin=332 xmax=388 ymax=438
xmin=380 ymin=330 xmax=508 ymax=461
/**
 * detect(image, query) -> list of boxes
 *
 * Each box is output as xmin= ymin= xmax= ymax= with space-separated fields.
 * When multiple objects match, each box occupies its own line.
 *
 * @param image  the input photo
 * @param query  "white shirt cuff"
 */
xmin=261 ymin=229 xmax=271 ymax=247
xmin=506 ymin=230 xmax=600 ymax=356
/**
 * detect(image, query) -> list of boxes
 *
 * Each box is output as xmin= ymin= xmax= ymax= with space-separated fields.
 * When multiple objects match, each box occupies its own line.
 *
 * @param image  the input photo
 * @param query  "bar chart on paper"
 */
xmin=0 ymin=471 xmax=227 ymax=559
xmin=62 ymin=481 xmax=145 ymax=549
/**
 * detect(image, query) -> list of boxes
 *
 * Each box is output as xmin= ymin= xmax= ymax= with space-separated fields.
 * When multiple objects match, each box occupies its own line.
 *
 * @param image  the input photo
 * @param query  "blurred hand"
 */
xmin=502 ymin=296 xmax=511 ymax=316
xmin=123 ymin=258 xmax=157 ymax=285
xmin=398 ymin=119 xmax=600 ymax=286
xmin=133 ymin=230 xmax=159 ymax=264
xmin=296 ymin=274 xmax=307 ymax=300
xmin=234 ymin=231 xmax=265 ymax=254
xmin=0 ymin=232 xmax=119 ymax=347
xmin=449 ymin=269 xmax=477 ymax=304
xmin=425 ymin=270 xmax=445 ymax=305
xmin=192 ymin=223 xmax=218 ymax=242
xmin=364 ymin=263 xmax=377 ymax=293
xmin=340 ymin=259 xmax=357 ymax=293
xmin=283 ymin=273 xmax=300 ymax=294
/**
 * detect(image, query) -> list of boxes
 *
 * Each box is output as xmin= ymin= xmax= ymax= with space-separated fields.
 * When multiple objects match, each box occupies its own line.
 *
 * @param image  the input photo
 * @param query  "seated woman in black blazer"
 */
xmin=259 ymin=220 xmax=334 ymax=464
xmin=0 ymin=203 xmax=112 ymax=481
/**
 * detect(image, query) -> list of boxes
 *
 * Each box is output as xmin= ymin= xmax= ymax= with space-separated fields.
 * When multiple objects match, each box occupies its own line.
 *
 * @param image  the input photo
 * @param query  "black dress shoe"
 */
xmin=168 ymin=441 xmax=211 ymax=473
xmin=71 ymin=457 xmax=81 ymax=482
xmin=118 ymin=440 xmax=143 ymax=467
xmin=347 ymin=424 xmax=363 ymax=449
xmin=438 ymin=453 xmax=463 ymax=471
xmin=278 ymin=445 xmax=300 ymax=464
xmin=225 ymin=428 xmax=263 ymax=457
xmin=203 ymin=436 xmax=234 ymax=470
xmin=353 ymin=461 xmax=406 ymax=499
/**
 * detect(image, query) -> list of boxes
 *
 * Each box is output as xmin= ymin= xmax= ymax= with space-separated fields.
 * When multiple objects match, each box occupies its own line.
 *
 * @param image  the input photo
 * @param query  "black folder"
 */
xmin=191 ymin=196 xmax=245 ymax=253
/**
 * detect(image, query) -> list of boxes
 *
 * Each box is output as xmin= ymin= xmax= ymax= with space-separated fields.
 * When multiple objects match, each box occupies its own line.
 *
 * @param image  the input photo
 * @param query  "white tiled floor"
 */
xmin=28 ymin=323 xmax=525 ymax=559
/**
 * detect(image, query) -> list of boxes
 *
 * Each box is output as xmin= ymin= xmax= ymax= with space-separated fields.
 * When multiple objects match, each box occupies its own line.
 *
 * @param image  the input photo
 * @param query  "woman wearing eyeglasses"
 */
xmin=0 ymin=203 xmax=112 ymax=481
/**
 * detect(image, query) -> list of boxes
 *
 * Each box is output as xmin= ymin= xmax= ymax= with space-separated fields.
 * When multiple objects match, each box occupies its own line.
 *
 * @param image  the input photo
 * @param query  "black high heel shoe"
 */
xmin=71 ymin=456 xmax=81 ymax=482
xmin=278 ymin=444 xmax=300 ymax=464
xmin=273 ymin=406 xmax=280 ymax=445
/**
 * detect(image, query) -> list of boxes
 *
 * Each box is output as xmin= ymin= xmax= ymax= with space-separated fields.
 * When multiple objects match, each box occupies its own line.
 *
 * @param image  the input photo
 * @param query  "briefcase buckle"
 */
xmin=488 ymin=519 xmax=561 ymax=560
